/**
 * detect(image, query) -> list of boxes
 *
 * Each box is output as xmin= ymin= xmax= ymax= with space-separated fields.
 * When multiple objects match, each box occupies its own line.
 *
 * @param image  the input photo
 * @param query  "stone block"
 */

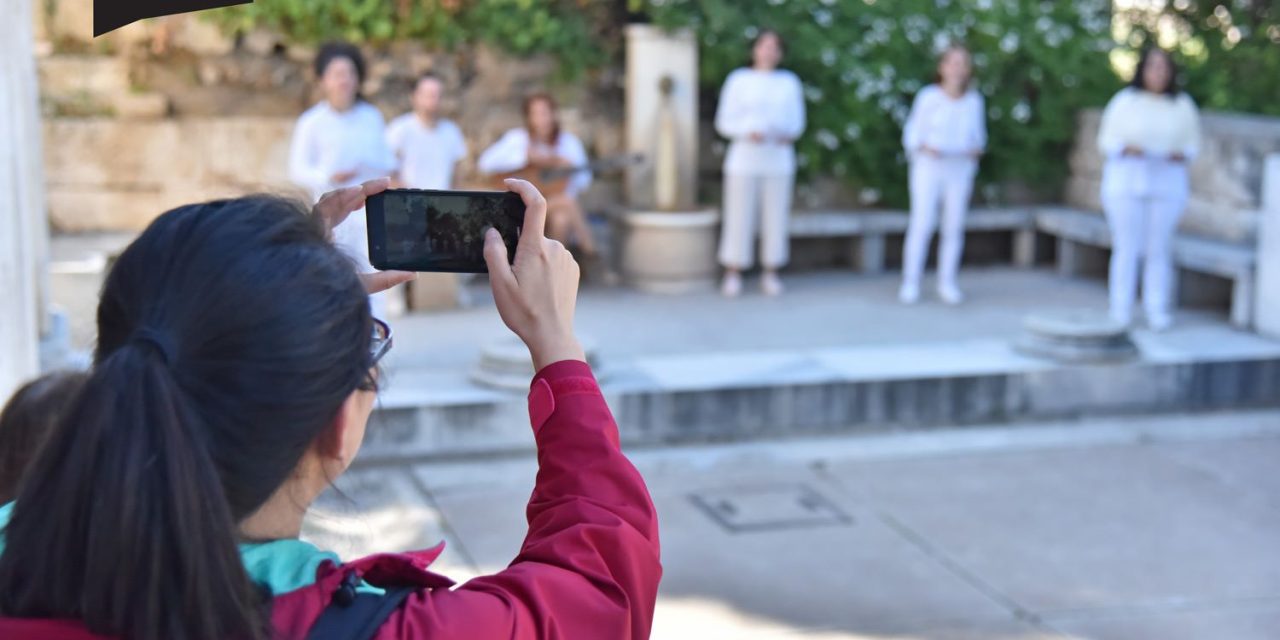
xmin=113 ymin=92 xmax=170 ymax=119
xmin=407 ymin=273 xmax=461 ymax=312
xmin=241 ymin=28 xmax=280 ymax=56
xmin=171 ymin=15 xmax=235 ymax=56
xmin=38 ymin=56 xmax=129 ymax=103
xmin=48 ymin=0 xmax=94 ymax=44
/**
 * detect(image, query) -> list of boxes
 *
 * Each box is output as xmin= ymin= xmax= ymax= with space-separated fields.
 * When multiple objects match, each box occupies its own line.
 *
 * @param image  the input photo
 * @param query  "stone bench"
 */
xmin=789 ymin=207 xmax=1038 ymax=273
xmin=1034 ymin=206 xmax=1256 ymax=327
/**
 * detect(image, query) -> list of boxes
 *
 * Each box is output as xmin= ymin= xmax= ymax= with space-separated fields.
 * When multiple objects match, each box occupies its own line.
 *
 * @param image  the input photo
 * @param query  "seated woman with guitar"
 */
xmin=478 ymin=93 xmax=597 ymax=257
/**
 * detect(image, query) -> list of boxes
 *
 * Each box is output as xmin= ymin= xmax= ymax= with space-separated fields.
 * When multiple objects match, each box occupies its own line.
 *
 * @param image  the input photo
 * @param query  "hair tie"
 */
xmin=131 ymin=328 xmax=177 ymax=365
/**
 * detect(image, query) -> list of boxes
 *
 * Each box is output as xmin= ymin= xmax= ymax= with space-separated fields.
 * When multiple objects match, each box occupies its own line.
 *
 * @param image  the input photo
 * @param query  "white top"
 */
xmin=714 ymin=68 xmax=807 ymax=176
xmin=385 ymin=115 xmax=468 ymax=190
xmin=289 ymin=101 xmax=397 ymax=202
xmin=1097 ymin=87 xmax=1200 ymax=159
xmin=1097 ymin=87 xmax=1201 ymax=198
xmin=476 ymin=128 xmax=592 ymax=197
xmin=902 ymin=84 xmax=987 ymax=160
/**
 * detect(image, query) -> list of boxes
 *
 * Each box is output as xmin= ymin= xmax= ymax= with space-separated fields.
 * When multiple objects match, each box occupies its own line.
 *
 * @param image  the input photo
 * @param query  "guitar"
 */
xmin=491 ymin=153 xmax=645 ymax=197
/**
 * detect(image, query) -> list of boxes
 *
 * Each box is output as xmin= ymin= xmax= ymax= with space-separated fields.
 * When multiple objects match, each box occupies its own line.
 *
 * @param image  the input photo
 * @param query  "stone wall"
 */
xmin=1065 ymin=108 xmax=1280 ymax=244
xmin=36 ymin=10 xmax=625 ymax=231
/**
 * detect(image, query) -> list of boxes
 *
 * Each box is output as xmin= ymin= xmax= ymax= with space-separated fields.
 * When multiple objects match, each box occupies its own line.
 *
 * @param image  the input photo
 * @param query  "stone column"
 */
xmin=0 ymin=0 xmax=48 ymax=399
xmin=1255 ymin=154 xmax=1280 ymax=337
xmin=624 ymin=24 xmax=698 ymax=210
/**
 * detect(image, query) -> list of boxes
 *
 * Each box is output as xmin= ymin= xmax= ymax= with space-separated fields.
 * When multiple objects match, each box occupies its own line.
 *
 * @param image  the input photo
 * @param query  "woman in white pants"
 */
xmin=715 ymin=29 xmax=806 ymax=297
xmin=899 ymin=45 xmax=986 ymax=305
xmin=1098 ymin=48 xmax=1200 ymax=330
xmin=289 ymin=42 xmax=398 ymax=318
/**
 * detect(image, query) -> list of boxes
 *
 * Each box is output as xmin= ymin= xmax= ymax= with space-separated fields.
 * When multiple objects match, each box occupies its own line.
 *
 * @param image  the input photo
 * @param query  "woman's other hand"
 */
xmin=484 ymin=178 xmax=585 ymax=371
xmin=312 ymin=178 xmax=416 ymax=294
xmin=1121 ymin=145 xmax=1145 ymax=157
xmin=331 ymin=169 xmax=358 ymax=184
xmin=1169 ymin=151 xmax=1187 ymax=163
xmin=919 ymin=145 xmax=942 ymax=158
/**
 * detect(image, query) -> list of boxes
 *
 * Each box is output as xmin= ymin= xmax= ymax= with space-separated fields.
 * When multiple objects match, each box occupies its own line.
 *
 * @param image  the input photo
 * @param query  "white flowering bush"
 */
xmin=642 ymin=0 xmax=1118 ymax=206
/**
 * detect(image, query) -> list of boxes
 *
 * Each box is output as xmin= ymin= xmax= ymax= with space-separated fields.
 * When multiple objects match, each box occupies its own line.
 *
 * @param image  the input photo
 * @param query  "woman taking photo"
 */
xmin=714 ymin=28 xmax=806 ymax=297
xmin=1097 ymin=47 xmax=1200 ymax=330
xmin=289 ymin=42 xmax=398 ymax=317
xmin=0 ymin=179 xmax=661 ymax=640
xmin=899 ymin=44 xmax=987 ymax=305
xmin=478 ymin=93 xmax=596 ymax=258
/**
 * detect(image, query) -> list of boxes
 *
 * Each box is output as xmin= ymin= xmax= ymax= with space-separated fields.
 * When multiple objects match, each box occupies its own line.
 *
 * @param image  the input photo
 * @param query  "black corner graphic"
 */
xmin=94 ymin=0 xmax=253 ymax=37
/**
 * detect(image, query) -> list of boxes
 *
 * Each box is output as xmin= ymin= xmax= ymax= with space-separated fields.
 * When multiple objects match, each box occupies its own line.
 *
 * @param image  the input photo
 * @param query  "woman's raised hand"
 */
xmin=312 ymin=177 xmax=416 ymax=294
xmin=484 ymin=178 xmax=585 ymax=371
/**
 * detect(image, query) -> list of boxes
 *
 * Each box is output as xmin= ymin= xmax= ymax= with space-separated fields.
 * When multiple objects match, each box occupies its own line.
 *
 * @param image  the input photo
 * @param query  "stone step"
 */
xmin=361 ymin=328 xmax=1280 ymax=461
xmin=38 ymin=56 xmax=130 ymax=109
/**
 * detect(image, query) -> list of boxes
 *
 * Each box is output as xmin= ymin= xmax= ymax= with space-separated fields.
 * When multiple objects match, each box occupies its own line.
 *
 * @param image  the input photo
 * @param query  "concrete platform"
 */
xmin=308 ymin=410 xmax=1280 ymax=640
xmin=364 ymin=269 xmax=1280 ymax=460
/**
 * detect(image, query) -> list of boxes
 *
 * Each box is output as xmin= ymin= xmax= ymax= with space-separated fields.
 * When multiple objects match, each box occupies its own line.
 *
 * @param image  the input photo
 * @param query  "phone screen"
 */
xmin=366 ymin=189 xmax=523 ymax=273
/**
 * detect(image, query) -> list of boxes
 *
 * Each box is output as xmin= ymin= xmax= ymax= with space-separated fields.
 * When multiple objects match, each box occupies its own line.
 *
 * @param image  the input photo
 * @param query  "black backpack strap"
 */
xmin=306 ymin=571 xmax=415 ymax=640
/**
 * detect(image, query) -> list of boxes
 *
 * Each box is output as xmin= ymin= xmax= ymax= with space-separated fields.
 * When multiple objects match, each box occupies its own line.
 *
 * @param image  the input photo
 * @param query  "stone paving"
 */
xmin=305 ymin=410 xmax=1280 ymax=640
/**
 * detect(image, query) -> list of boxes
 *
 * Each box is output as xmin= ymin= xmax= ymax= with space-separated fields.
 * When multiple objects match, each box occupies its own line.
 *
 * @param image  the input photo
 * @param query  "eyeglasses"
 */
xmin=370 ymin=318 xmax=393 ymax=366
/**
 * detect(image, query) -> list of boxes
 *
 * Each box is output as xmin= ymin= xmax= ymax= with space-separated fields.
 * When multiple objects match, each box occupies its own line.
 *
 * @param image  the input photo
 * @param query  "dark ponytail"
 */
xmin=0 ymin=196 xmax=373 ymax=640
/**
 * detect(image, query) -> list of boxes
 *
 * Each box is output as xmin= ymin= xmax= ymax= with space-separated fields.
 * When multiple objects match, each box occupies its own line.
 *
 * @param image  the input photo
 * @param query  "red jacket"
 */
xmin=0 ymin=360 xmax=663 ymax=639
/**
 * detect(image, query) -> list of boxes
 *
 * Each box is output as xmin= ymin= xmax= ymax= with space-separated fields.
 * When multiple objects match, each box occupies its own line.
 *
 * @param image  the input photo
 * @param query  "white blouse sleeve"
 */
xmin=773 ymin=73 xmax=807 ymax=140
xmin=1179 ymin=94 xmax=1202 ymax=161
xmin=477 ymin=129 xmax=530 ymax=175
xmin=902 ymin=87 xmax=931 ymax=154
xmin=1096 ymin=89 xmax=1130 ymax=158
xmin=364 ymin=109 xmax=398 ymax=177
xmin=970 ymin=93 xmax=988 ymax=152
xmin=561 ymin=133 xmax=592 ymax=197
xmin=714 ymin=70 xmax=753 ymax=140
xmin=288 ymin=111 xmax=332 ymax=200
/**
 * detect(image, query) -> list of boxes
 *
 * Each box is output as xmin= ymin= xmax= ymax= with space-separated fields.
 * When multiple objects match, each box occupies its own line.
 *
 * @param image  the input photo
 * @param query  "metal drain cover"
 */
xmin=689 ymin=484 xmax=852 ymax=533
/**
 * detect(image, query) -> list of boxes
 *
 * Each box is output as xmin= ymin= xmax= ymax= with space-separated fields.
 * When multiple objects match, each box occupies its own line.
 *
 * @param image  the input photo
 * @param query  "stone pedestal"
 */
xmin=615 ymin=209 xmax=720 ymax=294
xmin=1014 ymin=311 xmax=1138 ymax=363
xmin=406 ymin=273 xmax=461 ymax=312
xmin=625 ymin=25 xmax=698 ymax=210
xmin=1256 ymin=155 xmax=1280 ymax=338
xmin=2 ymin=0 xmax=48 ymax=399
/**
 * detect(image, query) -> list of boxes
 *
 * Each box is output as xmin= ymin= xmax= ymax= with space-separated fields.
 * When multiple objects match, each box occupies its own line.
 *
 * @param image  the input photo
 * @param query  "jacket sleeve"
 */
xmin=902 ymin=87 xmax=930 ymax=156
xmin=380 ymin=360 xmax=663 ymax=640
xmin=1179 ymin=93 xmax=1201 ymax=161
xmin=560 ymin=133 xmax=592 ymax=198
xmin=971 ymin=92 xmax=988 ymax=153
xmin=772 ymin=73 xmax=806 ymax=140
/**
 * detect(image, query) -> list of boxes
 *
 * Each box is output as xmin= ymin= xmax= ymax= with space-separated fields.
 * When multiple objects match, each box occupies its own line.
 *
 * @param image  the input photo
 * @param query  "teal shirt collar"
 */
xmin=0 ymin=501 xmax=380 ymax=596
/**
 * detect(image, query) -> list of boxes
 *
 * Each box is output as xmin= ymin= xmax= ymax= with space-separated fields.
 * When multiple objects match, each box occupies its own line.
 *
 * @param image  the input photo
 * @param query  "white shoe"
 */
xmin=1148 ymin=314 xmax=1174 ymax=332
xmin=761 ymin=272 xmax=784 ymax=297
xmin=938 ymin=283 xmax=965 ymax=305
xmin=720 ymin=272 xmax=743 ymax=298
xmin=1109 ymin=309 xmax=1133 ymax=328
xmin=898 ymin=282 xmax=920 ymax=304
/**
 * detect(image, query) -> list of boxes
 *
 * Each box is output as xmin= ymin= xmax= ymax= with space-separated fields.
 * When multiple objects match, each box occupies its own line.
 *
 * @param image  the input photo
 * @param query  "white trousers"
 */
xmin=1102 ymin=192 xmax=1186 ymax=324
xmin=901 ymin=157 xmax=977 ymax=289
xmin=332 ymin=207 xmax=389 ymax=320
xmin=719 ymin=172 xmax=794 ymax=270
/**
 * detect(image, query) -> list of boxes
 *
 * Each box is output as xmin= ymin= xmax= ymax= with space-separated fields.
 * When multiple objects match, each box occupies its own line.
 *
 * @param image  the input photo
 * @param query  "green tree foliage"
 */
xmin=641 ymin=0 xmax=1120 ymax=205
xmin=205 ymin=0 xmax=617 ymax=80
xmin=1115 ymin=0 xmax=1280 ymax=117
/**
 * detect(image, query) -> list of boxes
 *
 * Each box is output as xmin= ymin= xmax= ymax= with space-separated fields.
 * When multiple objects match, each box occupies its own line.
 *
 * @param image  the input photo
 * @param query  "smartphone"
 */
xmin=366 ymin=189 xmax=524 ymax=273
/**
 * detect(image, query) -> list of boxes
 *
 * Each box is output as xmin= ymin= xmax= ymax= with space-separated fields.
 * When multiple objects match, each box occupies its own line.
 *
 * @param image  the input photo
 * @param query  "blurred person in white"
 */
xmin=899 ymin=44 xmax=987 ymax=306
xmin=387 ymin=73 xmax=469 ymax=190
xmin=714 ymin=28 xmax=806 ymax=298
xmin=477 ymin=93 xmax=596 ymax=257
xmin=1097 ymin=47 xmax=1201 ymax=331
xmin=289 ymin=42 xmax=398 ymax=318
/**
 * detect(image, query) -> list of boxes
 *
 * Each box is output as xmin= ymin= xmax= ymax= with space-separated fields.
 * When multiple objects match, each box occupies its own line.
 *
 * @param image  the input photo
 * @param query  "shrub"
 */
xmin=641 ymin=0 xmax=1120 ymax=206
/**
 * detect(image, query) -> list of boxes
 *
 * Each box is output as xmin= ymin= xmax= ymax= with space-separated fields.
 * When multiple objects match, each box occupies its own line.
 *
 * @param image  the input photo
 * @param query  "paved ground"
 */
xmin=304 ymin=410 xmax=1280 ymax=640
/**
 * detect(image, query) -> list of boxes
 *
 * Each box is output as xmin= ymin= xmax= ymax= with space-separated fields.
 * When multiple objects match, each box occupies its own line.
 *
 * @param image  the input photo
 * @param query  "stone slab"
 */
xmin=824 ymin=444 xmax=1280 ymax=614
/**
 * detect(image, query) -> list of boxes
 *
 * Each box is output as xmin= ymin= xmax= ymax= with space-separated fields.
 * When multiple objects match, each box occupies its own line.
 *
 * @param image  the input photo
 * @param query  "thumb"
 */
xmin=483 ymin=228 xmax=517 ymax=290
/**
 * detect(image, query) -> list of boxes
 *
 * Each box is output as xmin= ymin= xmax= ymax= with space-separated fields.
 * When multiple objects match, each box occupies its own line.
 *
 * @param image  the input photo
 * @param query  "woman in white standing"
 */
xmin=715 ymin=29 xmax=806 ymax=297
xmin=289 ymin=42 xmax=398 ymax=317
xmin=1097 ymin=48 xmax=1200 ymax=330
xmin=899 ymin=44 xmax=986 ymax=305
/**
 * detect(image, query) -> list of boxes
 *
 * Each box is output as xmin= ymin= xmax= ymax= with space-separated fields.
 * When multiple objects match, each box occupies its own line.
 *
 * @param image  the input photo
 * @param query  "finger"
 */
xmin=316 ymin=185 xmax=364 ymax=229
xmin=360 ymin=177 xmax=391 ymax=199
xmin=483 ymin=228 xmax=519 ymax=292
xmin=503 ymin=178 xmax=548 ymax=248
xmin=360 ymin=270 xmax=416 ymax=295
